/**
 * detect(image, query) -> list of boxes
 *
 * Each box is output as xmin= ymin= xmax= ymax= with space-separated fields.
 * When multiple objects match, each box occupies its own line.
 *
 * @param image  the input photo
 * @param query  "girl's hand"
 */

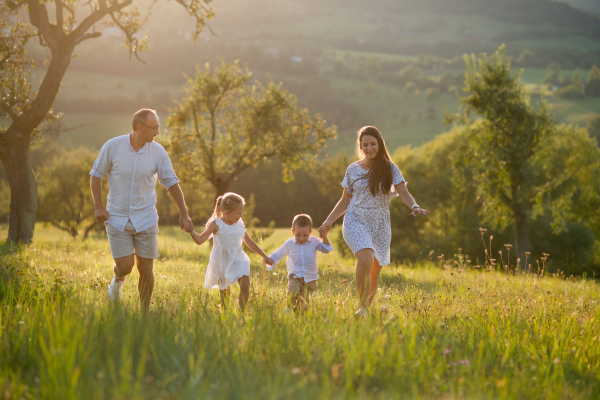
xmin=264 ymin=256 xmax=274 ymax=266
xmin=411 ymin=207 xmax=429 ymax=217
xmin=318 ymin=222 xmax=332 ymax=238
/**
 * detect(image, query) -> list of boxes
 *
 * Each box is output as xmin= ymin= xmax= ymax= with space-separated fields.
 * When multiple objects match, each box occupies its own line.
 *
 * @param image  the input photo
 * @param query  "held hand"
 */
xmin=318 ymin=222 xmax=332 ymax=238
xmin=179 ymin=215 xmax=194 ymax=233
xmin=264 ymin=256 xmax=274 ymax=266
xmin=410 ymin=207 xmax=429 ymax=217
xmin=95 ymin=207 xmax=110 ymax=222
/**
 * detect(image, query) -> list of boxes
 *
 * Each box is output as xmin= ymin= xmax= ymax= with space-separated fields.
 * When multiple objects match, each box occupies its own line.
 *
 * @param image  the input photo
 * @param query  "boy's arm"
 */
xmin=189 ymin=220 xmax=218 ymax=246
xmin=316 ymin=233 xmax=334 ymax=253
xmin=267 ymin=242 xmax=289 ymax=271
xmin=243 ymin=233 xmax=273 ymax=265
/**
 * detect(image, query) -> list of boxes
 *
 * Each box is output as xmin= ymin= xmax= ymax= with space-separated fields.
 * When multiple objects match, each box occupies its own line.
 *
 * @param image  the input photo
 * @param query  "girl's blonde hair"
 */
xmin=207 ymin=192 xmax=245 ymax=227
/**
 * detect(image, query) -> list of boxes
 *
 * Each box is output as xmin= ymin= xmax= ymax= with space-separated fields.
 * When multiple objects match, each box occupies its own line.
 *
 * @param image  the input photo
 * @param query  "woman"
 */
xmin=318 ymin=126 xmax=428 ymax=317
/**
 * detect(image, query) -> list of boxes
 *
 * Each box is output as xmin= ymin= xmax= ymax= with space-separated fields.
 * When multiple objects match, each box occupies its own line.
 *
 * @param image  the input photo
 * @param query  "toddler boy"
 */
xmin=268 ymin=214 xmax=333 ymax=313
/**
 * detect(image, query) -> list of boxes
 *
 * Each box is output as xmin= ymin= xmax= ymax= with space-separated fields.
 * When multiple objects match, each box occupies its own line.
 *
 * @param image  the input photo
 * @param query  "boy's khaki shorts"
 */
xmin=105 ymin=220 xmax=159 ymax=260
xmin=287 ymin=275 xmax=317 ymax=304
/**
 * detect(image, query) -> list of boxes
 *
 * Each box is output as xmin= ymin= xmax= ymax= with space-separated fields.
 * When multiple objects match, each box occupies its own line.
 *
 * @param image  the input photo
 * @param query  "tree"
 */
xmin=37 ymin=148 xmax=102 ymax=239
xmin=447 ymin=45 xmax=554 ymax=261
xmin=167 ymin=60 xmax=337 ymax=198
xmin=0 ymin=0 xmax=213 ymax=243
xmin=542 ymin=62 xmax=561 ymax=87
xmin=587 ymin=114 xmax=600 ymax=144
xmin=586 ymin=65 xmax=600 ymax=96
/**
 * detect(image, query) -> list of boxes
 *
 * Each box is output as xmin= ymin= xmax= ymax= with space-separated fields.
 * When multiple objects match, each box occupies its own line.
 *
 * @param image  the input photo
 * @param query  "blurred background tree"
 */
xmin=166 ymin=60 xmax=338 ymax=199
xmin=446 ymin=45 xmax=554 ymax=262
xmin=37 ymin=147 xmax=103 ymax=239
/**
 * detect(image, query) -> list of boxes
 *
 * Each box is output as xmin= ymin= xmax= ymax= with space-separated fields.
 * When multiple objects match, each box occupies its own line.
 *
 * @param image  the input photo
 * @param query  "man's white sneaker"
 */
xmin=354 ymin=308 xmax=368 ymax=319
xmin=108 ymin=275 xmax=125 ymax=302
xmin=282 ymin=307 xmax=293 ymax=315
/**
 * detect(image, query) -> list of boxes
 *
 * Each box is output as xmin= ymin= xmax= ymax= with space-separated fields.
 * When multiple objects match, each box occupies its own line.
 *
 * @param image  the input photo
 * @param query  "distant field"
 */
xmin=48 ymin=66 xmax=595 ymax=155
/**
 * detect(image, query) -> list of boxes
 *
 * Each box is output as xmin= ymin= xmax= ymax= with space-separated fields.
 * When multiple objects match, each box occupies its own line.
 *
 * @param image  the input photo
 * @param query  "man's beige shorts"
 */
xmin=287 ymin=275 xmax=317 ymax=303
xmin=105 ymin=220 xmax=159 ymax=260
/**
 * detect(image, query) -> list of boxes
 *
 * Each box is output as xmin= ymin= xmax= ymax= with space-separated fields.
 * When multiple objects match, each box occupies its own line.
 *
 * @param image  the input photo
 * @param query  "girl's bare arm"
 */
xmin=243 ymin=233 xmax=273 ymax=264
xmin=190 ymin=220 xmax=218 ymax=245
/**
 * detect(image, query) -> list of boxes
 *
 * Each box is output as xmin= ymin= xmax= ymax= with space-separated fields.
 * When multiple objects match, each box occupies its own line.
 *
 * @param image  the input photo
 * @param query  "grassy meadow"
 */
xmin=2 ymin=224 xmax=600 ymax=399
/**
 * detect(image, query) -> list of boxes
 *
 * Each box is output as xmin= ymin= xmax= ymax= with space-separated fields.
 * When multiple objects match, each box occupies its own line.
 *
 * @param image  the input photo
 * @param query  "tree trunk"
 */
xmin=513 ymin=201 xmax=531 ymax=269
xmin=0 ymin=141 xmax=37 ymax=243
xmin=0 ymin=37 xmax=74 ymax=243
xmin=214 ymin=177 xmax=230 ymax=199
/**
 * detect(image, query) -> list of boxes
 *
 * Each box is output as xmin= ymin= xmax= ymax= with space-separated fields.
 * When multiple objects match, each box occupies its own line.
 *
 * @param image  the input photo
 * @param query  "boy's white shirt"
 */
xmin=268 ymin=235 xmax=333 ymax=283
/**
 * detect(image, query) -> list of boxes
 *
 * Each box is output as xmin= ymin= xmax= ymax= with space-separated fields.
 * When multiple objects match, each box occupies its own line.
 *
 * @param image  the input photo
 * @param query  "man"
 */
xmin=90 ymin=108 xmax=193 ymax=310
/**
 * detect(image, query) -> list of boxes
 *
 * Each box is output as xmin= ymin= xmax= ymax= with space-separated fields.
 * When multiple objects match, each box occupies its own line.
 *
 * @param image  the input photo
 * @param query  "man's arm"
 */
xmin=90 ymin=176 xmax=110 ymax=222
xmin=167 ymin=183 xmax=193 ymax=232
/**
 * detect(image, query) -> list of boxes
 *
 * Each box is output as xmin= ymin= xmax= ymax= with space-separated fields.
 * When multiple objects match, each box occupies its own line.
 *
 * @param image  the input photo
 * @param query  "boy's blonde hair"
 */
xmin=207 ymin=192 xmax=245 ymax=227
xmin=292 ymin=214 xmax=312 ymax=230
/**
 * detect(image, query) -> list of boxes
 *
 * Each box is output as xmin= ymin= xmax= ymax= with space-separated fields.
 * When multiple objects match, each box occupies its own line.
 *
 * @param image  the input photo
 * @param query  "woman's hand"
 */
xmin=411 ymin=207 xmax=429 ymax=217
xmin=318 ymin=221 xmax=332 ymax=238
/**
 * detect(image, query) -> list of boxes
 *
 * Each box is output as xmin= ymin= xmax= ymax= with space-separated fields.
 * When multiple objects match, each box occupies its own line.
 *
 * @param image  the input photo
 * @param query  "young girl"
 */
xmin=189 ymin=192 xmax=272 ymax=313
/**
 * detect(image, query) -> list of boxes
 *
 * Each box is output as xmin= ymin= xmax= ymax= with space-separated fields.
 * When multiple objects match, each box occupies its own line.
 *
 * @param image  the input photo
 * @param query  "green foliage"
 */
xmin=390 ymin=129 xmax=487 ymax=262
xmin=555 ymin=83 xmax=586 ymax=99
xmin=36 ymin=147 xmax=102 ymax=239
xmin=585 ymin=65 xmax=600 ymax=96
xmin=531 ymin=124 xmax=600 ymax=237
xmin=542 ymin=62 xmax=562 ymax=86
xmin=166 ymin=60 xmax=337 ymax=197
xmin=587 ymin=113 xmax=600 ymax=144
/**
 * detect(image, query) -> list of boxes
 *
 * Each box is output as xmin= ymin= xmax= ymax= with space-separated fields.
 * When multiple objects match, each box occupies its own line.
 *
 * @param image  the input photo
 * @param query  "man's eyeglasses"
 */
xmin=140 ymin=123 xmax=160 ymax=133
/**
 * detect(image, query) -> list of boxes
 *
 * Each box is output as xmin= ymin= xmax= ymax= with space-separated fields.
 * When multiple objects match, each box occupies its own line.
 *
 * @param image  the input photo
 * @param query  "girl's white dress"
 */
xmin=341 ymin=161 xmax=405 ymax=266
xmin=204 ymin=218 xmax=251 ymax=290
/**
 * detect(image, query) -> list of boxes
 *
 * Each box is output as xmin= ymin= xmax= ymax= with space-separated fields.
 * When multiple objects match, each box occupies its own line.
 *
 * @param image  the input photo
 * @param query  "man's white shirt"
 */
xmin=90 ymin=134 xmax=179 ymax=232
xmin=268 ymin=236 xmax=333 ymax=282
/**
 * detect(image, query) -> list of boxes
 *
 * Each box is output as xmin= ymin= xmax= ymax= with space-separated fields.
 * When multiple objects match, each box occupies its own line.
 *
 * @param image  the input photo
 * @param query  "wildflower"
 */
xmin=459 ymin=359 xmax=470 ymax=365
xmin=504 ymin=244 xmax=513 ymax=249
xmin=449 ymin=361 xmax=457 ymax=367
xmin=443 ymin=349 xmax=451 ymax=355
xmin=479 ymin=227 xmax=487 ymax=233
xmin=291 ymin=367 xmax=301 ymax=375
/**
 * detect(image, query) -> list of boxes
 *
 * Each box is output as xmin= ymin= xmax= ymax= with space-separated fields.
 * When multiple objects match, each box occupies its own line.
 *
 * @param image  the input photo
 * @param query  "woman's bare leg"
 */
xmin=369 ymin=258 xmax=382 ymax=304
xmin=355 ymin=249 xmax=375 ymax=310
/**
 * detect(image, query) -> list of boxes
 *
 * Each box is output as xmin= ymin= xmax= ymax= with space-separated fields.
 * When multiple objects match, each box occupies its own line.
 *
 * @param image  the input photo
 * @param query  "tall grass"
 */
xmin=1 ymin=225 xmax=599 ymax=399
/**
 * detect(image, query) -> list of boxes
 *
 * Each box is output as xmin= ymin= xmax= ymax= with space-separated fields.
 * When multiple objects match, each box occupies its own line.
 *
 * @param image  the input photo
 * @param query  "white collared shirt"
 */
xmin=90 ymin=134 xmax=179 ymax=232
xmin=268 ymin=235 xmax=334 ymax=283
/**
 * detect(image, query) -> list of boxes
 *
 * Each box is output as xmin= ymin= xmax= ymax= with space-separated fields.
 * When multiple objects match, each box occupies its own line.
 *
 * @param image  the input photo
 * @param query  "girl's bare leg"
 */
xmin=369 ymin=258 xmax=383 ymax=304
xmin=219 ymin=288 xmax=229 ymax=311
xmin=238 ymin=276 xmax=250 ymax=313
xmin=355 ymin=249 xmax=375 ymax=310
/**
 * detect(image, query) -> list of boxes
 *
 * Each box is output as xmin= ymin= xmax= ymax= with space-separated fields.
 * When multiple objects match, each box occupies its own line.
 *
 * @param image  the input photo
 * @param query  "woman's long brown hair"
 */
xmin=355 ymin=126 xmax=393 ymax=196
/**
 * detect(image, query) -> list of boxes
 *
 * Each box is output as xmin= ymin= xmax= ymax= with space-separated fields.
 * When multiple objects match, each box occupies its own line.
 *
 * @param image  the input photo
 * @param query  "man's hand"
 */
xmin=95 ymin=207 xmax=110 ymax=222
xmin=179 ymin=214 xmax=194 ymax=233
